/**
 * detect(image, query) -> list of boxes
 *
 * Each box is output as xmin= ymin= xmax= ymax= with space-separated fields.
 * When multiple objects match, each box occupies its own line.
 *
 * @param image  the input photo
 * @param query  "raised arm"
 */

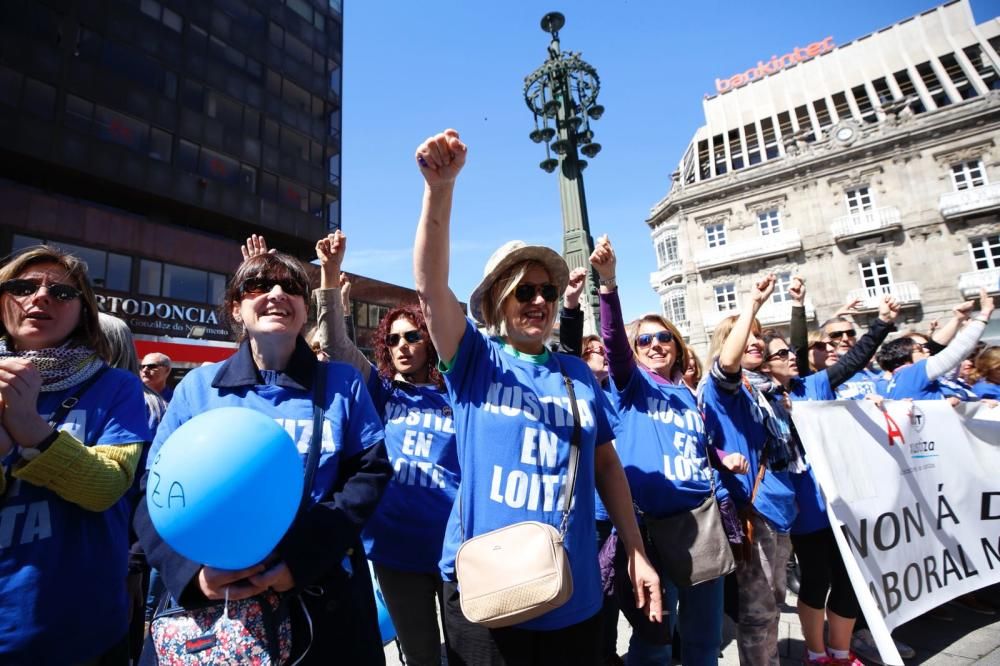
xmin=925 ymin=289 xmax=994 ymax=381
xmin=591 ymin=235 xmax=637 ymax=390
xmin=718 ymin=275 xmax=775 ymax=374
xmin=788 ymin=276 xmax=811 ymax=376
xmin=314 ymin=231 xmax=371 ymax=380
xmin=825 ymin=295 xmax=899 ymax=388
xmin=557 ymin=267 xmax=586 ymax=356
xmin=413 ymin=129 xmax=468 ymax=364
xmin=929 ymin=300 xmax=975 ymax=350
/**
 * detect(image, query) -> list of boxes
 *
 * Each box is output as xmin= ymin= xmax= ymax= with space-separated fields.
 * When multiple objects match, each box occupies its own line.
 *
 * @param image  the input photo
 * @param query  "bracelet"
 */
xmin=598 ymin=275 xmax=617 ymax=287
xmin=972 ymin=315 xmax=989 ymax=324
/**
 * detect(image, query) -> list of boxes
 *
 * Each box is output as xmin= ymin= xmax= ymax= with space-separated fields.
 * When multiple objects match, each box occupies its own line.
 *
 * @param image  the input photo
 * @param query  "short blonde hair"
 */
xmin=627 ymin=313 xmax=688 ymax=378
xmin=480 ymin=261 xmax=556 ymax=338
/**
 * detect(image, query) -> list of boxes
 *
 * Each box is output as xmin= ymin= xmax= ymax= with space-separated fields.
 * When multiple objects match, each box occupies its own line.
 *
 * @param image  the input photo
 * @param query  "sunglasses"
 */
xmin=513 ymin=283 xmax=559 ymax=304
xmin=141 ymin=363 xmax=165 ymax=371
xmin=0 ymin=278 xmax=82 ymax=302
xmin=386 ymin=330 xmax=423 ymax=347
xmin=583 ymin=347 xmax=606 ymax=358
xmin=240 ymin=277 xmax=306 ymax=297
xmin=827 ymin=329 xmax=857 ymax=341
xmin=915 ymin=343 xmax=932 ymax=353
xmin=636 ymin=331 xmax=675 ymax=348
xmin=765 ymin=348 xmax=794 ymax=362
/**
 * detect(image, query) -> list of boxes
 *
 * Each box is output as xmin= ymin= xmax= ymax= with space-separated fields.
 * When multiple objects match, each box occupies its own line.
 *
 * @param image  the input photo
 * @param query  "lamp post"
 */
xmin=523 ymin=12 xmax=605 ymax=334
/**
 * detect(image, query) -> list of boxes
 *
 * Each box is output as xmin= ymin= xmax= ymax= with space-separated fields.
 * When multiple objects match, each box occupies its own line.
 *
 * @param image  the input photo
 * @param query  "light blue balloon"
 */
xmin=369 ymin=561 xmax=397 ymax=645
xmin=147 ymin=407 xmax=304 ymax=570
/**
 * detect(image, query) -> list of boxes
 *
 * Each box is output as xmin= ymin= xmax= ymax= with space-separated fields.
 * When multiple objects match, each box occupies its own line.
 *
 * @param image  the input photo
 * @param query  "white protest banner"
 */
xmin=791 ymin=400 xmax=1000 ymax=666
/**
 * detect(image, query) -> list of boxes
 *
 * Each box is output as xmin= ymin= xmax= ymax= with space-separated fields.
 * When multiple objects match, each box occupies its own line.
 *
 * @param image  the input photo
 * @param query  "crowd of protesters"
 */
xmin=0 ymin=127 xmax=997 ymax=665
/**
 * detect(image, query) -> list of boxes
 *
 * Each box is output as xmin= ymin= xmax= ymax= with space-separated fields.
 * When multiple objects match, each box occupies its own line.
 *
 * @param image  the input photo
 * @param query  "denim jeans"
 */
xmin=627 ymin=575 xmax=724 ymax=666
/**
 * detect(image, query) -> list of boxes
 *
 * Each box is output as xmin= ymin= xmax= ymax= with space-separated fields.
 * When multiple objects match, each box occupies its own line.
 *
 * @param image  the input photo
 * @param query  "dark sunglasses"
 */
xmin=828 ymin=329 xmax=857 ymax=341
xmin=583 ymin=347 xmax=606 ymax=358
xmin=386 ymin=330 xmax=423 ymax=347
xmin=765 ymin=348 xmax=795 ymax=362
xmin=636 ymin=331 xmax=675 ymax=348
xmin=513 ymin=283 xmax=559 ymax=304
xmin=240 ymin=277 xmax=306 ymax=297
xmin=141 ymin=363 xmax=165 ymax=371
xmin=0 ymin=278 xmax=81 ymax=302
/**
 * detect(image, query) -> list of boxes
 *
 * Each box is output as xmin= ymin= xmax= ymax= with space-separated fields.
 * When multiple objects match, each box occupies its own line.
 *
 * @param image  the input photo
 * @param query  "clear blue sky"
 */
xmin=340 ymin=0 xmax=999 ymax=320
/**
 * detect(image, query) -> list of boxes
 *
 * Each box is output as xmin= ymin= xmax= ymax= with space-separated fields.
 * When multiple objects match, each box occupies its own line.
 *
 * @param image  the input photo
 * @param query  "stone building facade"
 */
xmin=647 ymin=0 xmax=1000 ymax=356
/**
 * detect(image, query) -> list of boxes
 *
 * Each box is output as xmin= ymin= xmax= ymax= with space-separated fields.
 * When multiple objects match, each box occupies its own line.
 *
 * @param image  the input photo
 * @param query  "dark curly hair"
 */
xmin=372 ymin=304 xmax=444 ymax=389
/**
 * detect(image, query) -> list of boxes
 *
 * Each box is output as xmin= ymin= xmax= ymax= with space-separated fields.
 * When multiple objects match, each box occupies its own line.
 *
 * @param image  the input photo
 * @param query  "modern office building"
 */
xmin=0 ymin=0 xmax=410 ymax=368
xmin=648 ymin=0 xmax=1000 ymax=355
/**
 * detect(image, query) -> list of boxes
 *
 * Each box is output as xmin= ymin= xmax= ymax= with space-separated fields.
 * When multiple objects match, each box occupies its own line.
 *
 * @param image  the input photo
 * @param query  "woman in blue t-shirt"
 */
xmin=755 ymin=286 xmax=899 ymax=666
xmin=412 ymin=128 xmax=661 ymax=665
xmin=135 ymin=251 xmax=393 ymax=665
xmin=700 ymin=274 xmax=797 ymax=666
xmin=878 ymin=288 xmax=994 ymax=401
xmin=0 ymin=245 xmax=151 ymax=663
xmin=311 ymin=230 xmax=460 ymax=666
xmin=591 ymin=235 xmax=739 ymax=665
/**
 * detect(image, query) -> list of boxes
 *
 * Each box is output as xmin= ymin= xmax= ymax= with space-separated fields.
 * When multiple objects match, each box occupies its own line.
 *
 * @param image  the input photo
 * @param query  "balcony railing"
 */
xmin=756 ymin=300 xmax=816 ymax=327
xmin=649 ymin=260 xmax=683 ymax=288
xmin=958 ymin=267 xmax=1000 ymax=298
xmin=846 ymin=281 xmax=921 ymax=309
xmin=831 ymin=207 xmax=901 ymax=240
xmin=693 ymin=229 xmax=801 ymax=270
xmin=939 ymin=183 xmax=1000 ymax=219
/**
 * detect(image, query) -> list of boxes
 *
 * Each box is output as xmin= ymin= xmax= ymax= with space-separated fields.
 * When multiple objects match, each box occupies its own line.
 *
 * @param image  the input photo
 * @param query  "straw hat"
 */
xmin=468 ymin=240 xmax=569 ymax=325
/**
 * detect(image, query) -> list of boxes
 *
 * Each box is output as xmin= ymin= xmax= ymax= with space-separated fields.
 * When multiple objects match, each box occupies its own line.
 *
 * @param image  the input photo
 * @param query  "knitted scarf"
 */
xmin=742 ymin=369 xmax=805 ymax=473
xmin=0 ymin=338 xmax=105 ymax=392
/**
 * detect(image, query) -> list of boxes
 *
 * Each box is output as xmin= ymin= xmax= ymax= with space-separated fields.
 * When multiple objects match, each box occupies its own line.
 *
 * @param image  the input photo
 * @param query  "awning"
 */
xmin=133 ymin=335 xmax=238 ymax=368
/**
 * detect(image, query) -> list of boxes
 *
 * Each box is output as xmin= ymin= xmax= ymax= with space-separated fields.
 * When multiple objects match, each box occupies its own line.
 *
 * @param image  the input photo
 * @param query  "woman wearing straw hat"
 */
xmin=412 ymin=128 xmax=661 ymax=666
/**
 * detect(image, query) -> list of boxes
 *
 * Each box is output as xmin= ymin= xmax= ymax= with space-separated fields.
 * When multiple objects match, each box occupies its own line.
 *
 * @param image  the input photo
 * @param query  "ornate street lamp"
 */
xmin=524 ymin=12 xmax=604 ymax=333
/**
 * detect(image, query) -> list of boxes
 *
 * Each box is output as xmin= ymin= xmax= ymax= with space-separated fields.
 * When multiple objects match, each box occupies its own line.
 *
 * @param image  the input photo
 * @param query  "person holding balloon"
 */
xmin=413 ymin=128 xmax=661 ymax=665
xmin=0 ymin=245 xmax=151 ymax=663
xmin=135 ymin=250 xmax=393 ymax=664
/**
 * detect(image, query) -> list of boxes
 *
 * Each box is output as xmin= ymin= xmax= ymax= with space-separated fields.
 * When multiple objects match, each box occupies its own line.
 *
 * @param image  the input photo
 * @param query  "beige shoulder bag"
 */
xmin=454 ymin=362 xmax=582 ymax=628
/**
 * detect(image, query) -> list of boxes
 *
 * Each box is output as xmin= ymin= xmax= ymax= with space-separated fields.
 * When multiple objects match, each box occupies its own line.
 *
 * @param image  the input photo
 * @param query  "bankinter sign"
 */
xmin=715 ymin=36 xmax=835 ymax=94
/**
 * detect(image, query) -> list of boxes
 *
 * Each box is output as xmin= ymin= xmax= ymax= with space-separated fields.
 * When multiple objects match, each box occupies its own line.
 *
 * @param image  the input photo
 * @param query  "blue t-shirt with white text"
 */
xmin=148 ymin=362 xmax=384 ymax=510
xmin=701 ymin=376 xmax=796 ymax=533
xmin=885 ymin=359 xmax=945 ymax=400
xmin=835 ymin=367 xmax=881 ymax=400
xmin=361 ymin=373 xmax=459 ymax=573
xmin=0 ymin=368 xmax=150 ymax=663
xmin=441 ymin=320 xmax=617 ymax=630
xmin=611 ymin=368 xmax=714 ymax=517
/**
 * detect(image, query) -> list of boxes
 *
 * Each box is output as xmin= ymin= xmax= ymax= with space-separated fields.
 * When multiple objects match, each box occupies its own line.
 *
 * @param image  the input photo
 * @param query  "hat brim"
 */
xmin=468 ymin=245 xmax=570 ymax=325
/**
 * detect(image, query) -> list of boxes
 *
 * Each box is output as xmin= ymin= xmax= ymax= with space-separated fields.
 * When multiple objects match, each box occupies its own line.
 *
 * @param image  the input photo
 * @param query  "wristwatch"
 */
xmin=19 ymin=430 xmax=59 ymax=461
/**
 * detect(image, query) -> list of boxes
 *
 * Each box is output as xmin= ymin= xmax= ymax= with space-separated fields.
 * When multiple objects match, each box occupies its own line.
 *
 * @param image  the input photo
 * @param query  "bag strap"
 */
xmin=47 ymin=366 xmax=109 ymax=427
xmin=556 ymin=357 xmax=581 ymax=539
xmin=299 ymin=362 xmax=326 ymax=508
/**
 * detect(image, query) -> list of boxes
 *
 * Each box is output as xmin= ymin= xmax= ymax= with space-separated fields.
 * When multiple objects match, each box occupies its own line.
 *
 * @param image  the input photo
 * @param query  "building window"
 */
xmin=655 ymin=233 xmax=679 ymax=268
xmin=859 ymin=257 xmax=892 ymax=290
xmin=845 ymin=187 xmax=873 ymax=214
xmin=970 ymin=235 xmax=1000 ymax=270
xmin=951 ymin=160 xmax=987 ymax=191
xmin=714 ymin=283 xmax=738 ymax=312
xmin=664 ymin=289 xmax=687 ymax=325
xmin=772 ymin=272 xmax=793 ymax=303
xmin=705 ymin=223 xmax=726 ymax=248
xmin=916 ymin=61 xmax=951 ymax=108
xmin=13 ymin=236 xmax=131 ymax=292
xmin=757 ymin=209 xmax=781 ymax=236
xmin=139 ymin=259 xmax=227 ymax=304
